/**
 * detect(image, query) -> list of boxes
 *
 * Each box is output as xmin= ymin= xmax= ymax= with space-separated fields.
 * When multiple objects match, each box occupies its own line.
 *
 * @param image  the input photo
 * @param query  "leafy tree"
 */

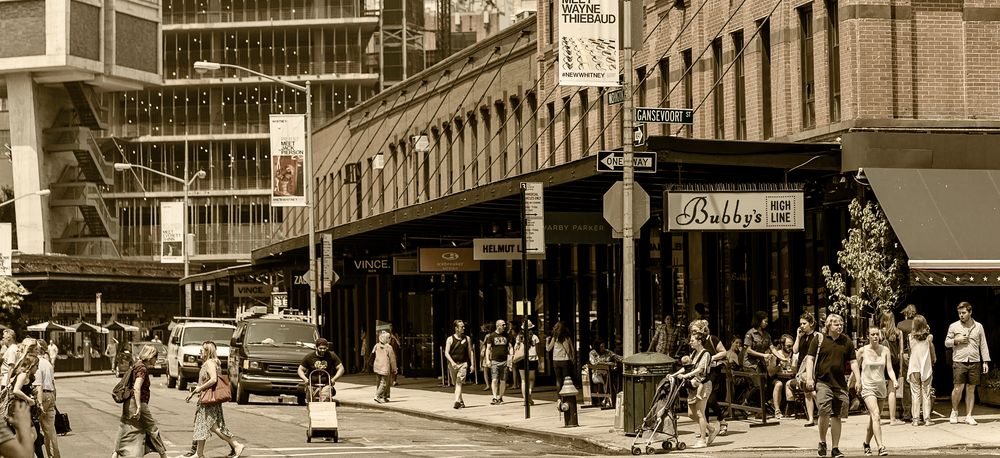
xmin=0 ymin=276 xmax=29 ymax=336
xmin=822 ymin=198 xmax=908 ymax=321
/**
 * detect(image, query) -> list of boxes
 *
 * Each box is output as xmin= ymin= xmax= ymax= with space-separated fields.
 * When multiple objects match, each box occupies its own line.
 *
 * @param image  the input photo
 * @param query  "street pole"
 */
xmin=305 ymin=81 xmax=318 ymax=326
xmin=621 ymin=0 xmax=636 ymax=357
xmin=520 ymin=185 xmax=531 ymax=419
xmin=183 ymin=139 xmax=192 ymax=316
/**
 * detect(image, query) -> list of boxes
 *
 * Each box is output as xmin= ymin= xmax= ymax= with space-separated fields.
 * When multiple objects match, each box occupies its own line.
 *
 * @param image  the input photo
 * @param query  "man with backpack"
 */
xmin=445 ymin=320 xmax=476 ymax=409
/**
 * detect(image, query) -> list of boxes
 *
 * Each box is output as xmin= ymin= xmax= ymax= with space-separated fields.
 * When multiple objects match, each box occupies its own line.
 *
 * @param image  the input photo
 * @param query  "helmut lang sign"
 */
xmin=664 ymin=191 xmax=804 ymax=231
xmin=473 ymin=238 xmax=546 ymax=261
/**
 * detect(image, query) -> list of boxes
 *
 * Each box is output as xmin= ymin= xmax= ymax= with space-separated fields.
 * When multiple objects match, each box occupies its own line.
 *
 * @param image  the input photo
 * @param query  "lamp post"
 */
xmin=193 ymin=60 xmax=318 ymax=325
xmin=0 ymin=189 xmax=51 ymax=208
xmin=114 ymin=162 xmax=206 ymax=316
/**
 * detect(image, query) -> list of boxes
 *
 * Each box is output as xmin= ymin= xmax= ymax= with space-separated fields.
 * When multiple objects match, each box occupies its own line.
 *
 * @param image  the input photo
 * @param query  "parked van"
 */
xmin=229 ymin=311 xmax=318 ymax=405
xmin=166 ymin=317 xmax=237 ymax=390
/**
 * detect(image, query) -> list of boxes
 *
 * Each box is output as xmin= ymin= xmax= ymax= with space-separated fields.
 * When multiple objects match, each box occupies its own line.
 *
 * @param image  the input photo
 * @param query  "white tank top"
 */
xmin=908 ymin=335 xmax=934 ymax=381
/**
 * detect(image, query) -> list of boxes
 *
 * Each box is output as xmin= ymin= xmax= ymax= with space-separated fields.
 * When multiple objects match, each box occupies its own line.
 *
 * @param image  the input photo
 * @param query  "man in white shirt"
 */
xmin=1 ymin=330 xmax=18 ymax=386
xmin=944 ymin=301 xmax=991 ymax=425
xmin=33 ymin=347 xmax=60 ymax=458
xmin=48 ymin=341 xmax=58 ymax=362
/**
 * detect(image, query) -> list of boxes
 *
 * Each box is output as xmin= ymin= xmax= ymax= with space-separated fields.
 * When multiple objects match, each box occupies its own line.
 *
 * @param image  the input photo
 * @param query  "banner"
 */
xmin=0 ymin=223 xmax=10 ymax=276
xmin=160 ymin=201 xmax=184 ymax=263
xmin=269 ymin=114 xmax=307 ymax=207
xmin=558 ymin=0 xmax=620 ymax=86
xmin=665 ymin=191 xmax=805 ymax=231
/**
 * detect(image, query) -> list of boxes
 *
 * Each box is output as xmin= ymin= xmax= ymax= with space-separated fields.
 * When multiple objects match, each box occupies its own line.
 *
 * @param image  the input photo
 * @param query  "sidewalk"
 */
xmin=332 ymin=374 xmax=1000 ymax=455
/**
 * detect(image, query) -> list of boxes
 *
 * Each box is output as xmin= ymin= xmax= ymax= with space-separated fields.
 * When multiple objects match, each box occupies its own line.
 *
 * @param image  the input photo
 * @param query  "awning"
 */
xmin=866 ymin=168 xmax=1000 ymax=286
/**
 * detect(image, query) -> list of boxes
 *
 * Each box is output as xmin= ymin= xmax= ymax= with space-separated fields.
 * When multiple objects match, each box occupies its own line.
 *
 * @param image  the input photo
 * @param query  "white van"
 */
xmin=166 ymin=319 xmax=236 ymax=391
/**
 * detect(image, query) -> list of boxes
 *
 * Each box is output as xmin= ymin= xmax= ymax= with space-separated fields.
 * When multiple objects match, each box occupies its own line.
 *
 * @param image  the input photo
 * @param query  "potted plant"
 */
xmin=979 ymin=370 xmax=1000 ymax=407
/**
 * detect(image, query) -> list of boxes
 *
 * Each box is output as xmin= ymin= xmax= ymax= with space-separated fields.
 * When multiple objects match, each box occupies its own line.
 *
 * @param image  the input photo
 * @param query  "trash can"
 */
xmin=622 ymin=352 xmax=675 ymax=435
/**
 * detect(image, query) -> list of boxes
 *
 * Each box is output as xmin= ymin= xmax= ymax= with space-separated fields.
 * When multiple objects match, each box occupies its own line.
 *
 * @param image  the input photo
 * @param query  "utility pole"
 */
xmin=621 ymin=0 xmax=636 ymax=357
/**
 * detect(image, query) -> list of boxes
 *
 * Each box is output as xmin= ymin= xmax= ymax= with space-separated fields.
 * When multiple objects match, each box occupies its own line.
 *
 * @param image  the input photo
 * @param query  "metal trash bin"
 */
xmin=622 ymin=352 xmax=675 ymax=435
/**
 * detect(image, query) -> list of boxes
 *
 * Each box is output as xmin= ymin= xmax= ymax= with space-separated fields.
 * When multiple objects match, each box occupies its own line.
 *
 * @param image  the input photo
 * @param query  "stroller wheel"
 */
xmin=645 ymin=446 xmax=656 ymax=455
xmin=631 ymin=446 xmax=642 ymax=455
xmin=677 ymin=442 xmax=687 ymax=451
xmin=662 ymin=440 xmax=673 ymax=450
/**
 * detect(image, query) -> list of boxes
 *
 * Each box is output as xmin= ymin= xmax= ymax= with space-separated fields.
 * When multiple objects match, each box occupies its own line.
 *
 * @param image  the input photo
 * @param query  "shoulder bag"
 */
xmin=198 ymin=362 xmax=232 ymax=405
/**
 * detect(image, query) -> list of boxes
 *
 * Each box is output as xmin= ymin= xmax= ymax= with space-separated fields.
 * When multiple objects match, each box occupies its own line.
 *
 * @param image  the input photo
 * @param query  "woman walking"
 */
xmin=112 ymin=344 xmax=168 ymax=458
xmin=907 ymin=315 xmax=936 ymax=426
xmin=372 ymin=331 xmax=397 ymax=403
xmin=514 ymin=321 xmax=540 ymax=404
xmin=672 ymin=333 xmax=715 ymax=449
xmin=185 ymin=341 xmax=245 ymax=458
xmin=546 ymin=321 xmax=577 ymax=393
xmin=859 ymin=327 xmax=898 ymax=456
xmin=11 ymin=354 xmax=43 ymax=457
xmin=880 ymin=310 xmax=905 ymax=425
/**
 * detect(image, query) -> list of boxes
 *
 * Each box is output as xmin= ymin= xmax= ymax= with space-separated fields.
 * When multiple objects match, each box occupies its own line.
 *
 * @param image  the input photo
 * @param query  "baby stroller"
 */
xmin=630 ymin=374 xmax=685 ymax=455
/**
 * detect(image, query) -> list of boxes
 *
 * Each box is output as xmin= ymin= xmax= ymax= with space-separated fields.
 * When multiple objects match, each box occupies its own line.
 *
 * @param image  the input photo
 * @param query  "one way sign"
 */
xmin=596 ymin=151 xmax=657 ymax=173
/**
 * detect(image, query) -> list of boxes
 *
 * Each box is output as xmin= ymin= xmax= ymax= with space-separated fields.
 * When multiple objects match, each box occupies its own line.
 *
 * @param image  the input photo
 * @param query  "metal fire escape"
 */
xmin=43 ymin=82 xmax=121 ymax=257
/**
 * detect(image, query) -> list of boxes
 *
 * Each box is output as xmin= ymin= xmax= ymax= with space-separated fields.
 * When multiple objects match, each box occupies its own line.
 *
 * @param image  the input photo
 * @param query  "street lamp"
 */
xmin=0 ymin=189 xmax=51 ymax=208
xmin=193 ymin=60 xmax=318 ymax=326
xmin=114 ymin=162 xmax=206 ymax=316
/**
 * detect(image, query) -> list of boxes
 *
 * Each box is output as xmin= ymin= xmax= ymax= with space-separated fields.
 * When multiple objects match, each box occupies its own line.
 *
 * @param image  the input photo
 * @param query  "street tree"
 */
xmin=822 ymin=197 xmax=908 ymax=321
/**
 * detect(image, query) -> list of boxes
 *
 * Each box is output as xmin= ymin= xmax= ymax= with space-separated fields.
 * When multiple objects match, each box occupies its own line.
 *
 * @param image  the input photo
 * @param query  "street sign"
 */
xmin=603 ymin=181 xmax=650 ymax=235
xmin=596 ymin=151 xmax=657 ymax=173
xmin=634 ymin=107 xmax=694 ymax=124
xmin=633 ymin=124 xmax=646 ymax=147
xmin=271 ymin=291 xmax=288 ymax=310
xmin=521 ymin=182 xmax=545 ymax=254
xmin=607 ymin=88 xmax=625 ymax=105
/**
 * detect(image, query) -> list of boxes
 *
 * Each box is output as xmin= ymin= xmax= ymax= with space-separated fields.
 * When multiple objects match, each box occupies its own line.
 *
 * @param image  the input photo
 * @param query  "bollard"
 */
xmin=557 ymin=376 xmax=579 ymax=427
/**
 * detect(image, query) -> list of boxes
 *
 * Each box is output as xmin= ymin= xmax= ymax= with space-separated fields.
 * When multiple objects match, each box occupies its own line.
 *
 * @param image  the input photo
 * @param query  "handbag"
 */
xmin=55 ymin=407 xmax=71 ymax=435
xmin=198 ymin=375 xmax=232 ymax=405
xmin=511 ymin=343 xmax=525 ymax=364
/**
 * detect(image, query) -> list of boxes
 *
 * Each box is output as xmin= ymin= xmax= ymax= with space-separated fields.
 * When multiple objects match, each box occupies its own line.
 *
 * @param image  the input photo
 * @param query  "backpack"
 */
xmin=112 ymin=363 xmax=136 ymax=403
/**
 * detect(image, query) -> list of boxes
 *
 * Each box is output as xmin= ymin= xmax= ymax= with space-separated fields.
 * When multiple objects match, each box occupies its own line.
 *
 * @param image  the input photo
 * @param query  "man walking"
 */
xmin=485 ymin=320 xmax=511 ymax=405
xmin=945 ymin=301 xmax=991 ymax=425
xmin=444 ymin=320 xmax=476 ymax=409
xmin=804 ymin=313 xmax=860 ymax=458
xmin=34 ymin=345 xmax=60 ymax=458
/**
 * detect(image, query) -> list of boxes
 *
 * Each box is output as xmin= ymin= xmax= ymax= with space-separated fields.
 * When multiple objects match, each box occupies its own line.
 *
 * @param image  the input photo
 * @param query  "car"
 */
xmin=229 ymin=313 xmax=319 ymax=405
xmin=166 ymin=319 xmax=236 ymax=391
xmin=113 ymin=341 xmax=167 ymax=377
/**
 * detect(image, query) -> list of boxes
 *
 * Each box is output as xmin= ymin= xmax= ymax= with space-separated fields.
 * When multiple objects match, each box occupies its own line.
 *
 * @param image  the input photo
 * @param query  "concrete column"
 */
xmin=7 ymin=73 xmax=51 ymax=254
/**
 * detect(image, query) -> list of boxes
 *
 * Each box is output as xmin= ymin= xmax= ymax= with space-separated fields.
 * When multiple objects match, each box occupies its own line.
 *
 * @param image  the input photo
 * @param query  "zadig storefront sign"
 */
xmin=665 ymin=191 xmax=804 ymax=231
xmin=558 ymin=0 xmax=619 ymax=86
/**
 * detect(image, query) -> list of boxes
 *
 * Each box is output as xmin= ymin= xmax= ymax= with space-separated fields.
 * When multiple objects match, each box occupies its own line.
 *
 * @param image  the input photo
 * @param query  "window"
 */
xmin=456 ymin=118 xmax=466 ymax=190
xmin=637 ymin=66 xmax=647 ymax=106
xmin=527 ymin=93 xmax=538 ymax=171
xmin=658 ymin=58 xmax=670 ymax=135
xmin=597 ymin=88 xmax=606 ymax=149
xmin=579 ymin=90 xmax=589 ymax=155
xmin=827 ymin=0 xmax=841 ymax=122
xmin=481 ymin=106 xmax=492 ymax=182
xmin=732 ymin=30 xmax=747 ymax=139
xmin=711 ymin=39 xmax=725 ymax=139
xmin=547 ymin=0 xmax=555 ymax=44
xmin=0 ymin=98 xmax=7 ymax=112
xmin=562 ymin=97 xmax=572 ymax=162
xmin=444 ymin=125 xmax=453 ymax=194
xmin=546 ymin=102 xmax=556 ymax=167
xmin=682 ymin=49 xmax=693 ymax=137
xmin=799 ymin=5 xmax=816 ymax=129
xmin=758 ymin=19 xmax=773 ymax=139
xmin=469 ymin=114 xmax=478 ymax=186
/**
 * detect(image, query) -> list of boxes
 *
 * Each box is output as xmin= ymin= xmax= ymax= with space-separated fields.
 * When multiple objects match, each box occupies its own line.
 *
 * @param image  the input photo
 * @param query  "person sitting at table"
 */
xmin=588 ymin=339 xmax=622 ymax=394
xmin=767 ymin=334 xmax=796 ymax=419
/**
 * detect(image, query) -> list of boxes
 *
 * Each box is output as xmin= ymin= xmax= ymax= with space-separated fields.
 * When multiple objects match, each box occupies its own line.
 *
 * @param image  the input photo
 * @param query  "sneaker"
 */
xmin=498 ymin=397 xmax=504 ymax=404
xmin=890 ymin=419 xmax=905 ymax=426
xmin=459 ymin=400 xmax=466 ymax=408
xmin=482 ymin=385 xmax=490 ymax=391
xmin=690 ymin=439 xmax=707 ymax=449
xmin=911 ymin=419 xmax=920 ymax=427
xmin=818 ymin=441 xmax=827 ymax=457
xmin=966 ymin=416 xmax=978 ymax=425
xmin=182 ymin=452 xmax=197 ymax=458
xmin=804 ymin=421 xmax=817 ymax=427
xmin=832 ymin=447 xmax=845 ymax=458
xmin=707 ymin=425 xmax=718 ymax=445
xmin=718 ymin=423 xmax=728 ymax=436
xmin=490 ymin=397 xmax=499 ymax=405
xmin=950 ymin=410 xmax=959 ymax=424
xmin=454 ymin=401 xmax=461 ymax=409
xmin=864 ymin=442 xmax=872 ymax=456
xmin=878 ymin=446 xmax=889 ymax=456
xmin=374 ymin=397 xmax=384 ymax=403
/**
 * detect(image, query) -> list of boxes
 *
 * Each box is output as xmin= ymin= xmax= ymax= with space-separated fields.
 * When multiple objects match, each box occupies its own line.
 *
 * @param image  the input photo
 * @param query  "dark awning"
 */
xmin=866 ymin=168 xmax=1000 ymax=286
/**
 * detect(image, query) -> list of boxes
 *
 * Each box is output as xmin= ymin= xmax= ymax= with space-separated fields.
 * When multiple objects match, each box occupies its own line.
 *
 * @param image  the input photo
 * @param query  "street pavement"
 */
xmin=57 ymin=371 xmax=1000 ymax=456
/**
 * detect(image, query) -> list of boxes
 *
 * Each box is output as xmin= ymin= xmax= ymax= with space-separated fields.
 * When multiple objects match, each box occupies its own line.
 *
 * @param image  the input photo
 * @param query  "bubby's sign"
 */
xmin=664 ymin=191 xmax=804 ymax=231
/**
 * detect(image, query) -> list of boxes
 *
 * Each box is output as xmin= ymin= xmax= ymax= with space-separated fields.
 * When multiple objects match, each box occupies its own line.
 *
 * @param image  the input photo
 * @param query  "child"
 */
xmin=372 ymin=331 xmax=397 ymax=403
xmin=680 ymin=354 xmax=711 ymax=401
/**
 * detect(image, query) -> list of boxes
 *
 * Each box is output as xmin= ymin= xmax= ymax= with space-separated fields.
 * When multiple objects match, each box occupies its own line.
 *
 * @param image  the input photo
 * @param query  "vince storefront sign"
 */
xmin=665 ymin=191 xmax=804 ymax=231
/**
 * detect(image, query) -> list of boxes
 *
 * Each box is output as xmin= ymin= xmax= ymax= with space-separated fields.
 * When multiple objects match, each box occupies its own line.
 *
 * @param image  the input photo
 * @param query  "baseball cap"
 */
xmin=315 ymin=338 xmax=329 ymax=347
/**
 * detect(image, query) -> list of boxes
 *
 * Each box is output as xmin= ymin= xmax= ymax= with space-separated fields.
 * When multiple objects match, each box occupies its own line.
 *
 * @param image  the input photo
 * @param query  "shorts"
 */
xmin=490 ymin=360 xmax=509 ymax=382
xmin=449 ymin=362 xmax=469 ymax=385
xmin=514 ymin=359 xmax=538 ymax=371
xmin=816 ymin=382 xmax=849 ymax=419
xmin=686 ymin=380 xmax=712 ymax=404
xmin=953 ymin=361 xmax=982 ymax=385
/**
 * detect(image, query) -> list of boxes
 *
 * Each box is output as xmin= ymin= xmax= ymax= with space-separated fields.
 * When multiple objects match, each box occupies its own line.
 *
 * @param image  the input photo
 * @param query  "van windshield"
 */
xmin=182 ymin=327 xmax=234 ymax=346
xmin=245 ymin=322 xmax=317 ymax=345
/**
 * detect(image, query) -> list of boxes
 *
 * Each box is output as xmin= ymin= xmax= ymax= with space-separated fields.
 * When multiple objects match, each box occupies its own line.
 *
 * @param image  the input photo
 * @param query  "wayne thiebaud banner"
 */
xmin=269 ymin=114 xmax=307 ymax=207
xmin=558 ymin=0 xmax=619 ymax=86
xmin=665 ymin=191 xmax=805 ymax=231
xmin=160 ymin=201 xmax=184 ymax=263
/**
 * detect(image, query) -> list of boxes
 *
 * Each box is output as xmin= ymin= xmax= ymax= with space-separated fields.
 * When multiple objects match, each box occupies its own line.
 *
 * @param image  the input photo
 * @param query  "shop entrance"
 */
xmin=401 ymin=292 xmax=436 ymax=377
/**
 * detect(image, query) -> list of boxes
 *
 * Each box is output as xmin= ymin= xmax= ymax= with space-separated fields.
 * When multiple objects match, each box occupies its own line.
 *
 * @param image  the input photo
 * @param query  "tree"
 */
xmin=0 ymin=276 xmax=30 ymax=336
xmin=822 ymin=198 xmax=908 ymax=321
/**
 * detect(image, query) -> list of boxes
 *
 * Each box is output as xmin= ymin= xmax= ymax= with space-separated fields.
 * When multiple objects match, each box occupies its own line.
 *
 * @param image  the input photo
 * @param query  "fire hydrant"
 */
xmin=557 ymin=376 xmax=579 ymax=427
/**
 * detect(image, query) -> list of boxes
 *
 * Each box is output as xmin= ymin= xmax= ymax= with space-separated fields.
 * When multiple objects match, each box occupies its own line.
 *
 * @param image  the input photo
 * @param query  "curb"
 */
xmin=335 ymin=399 xmax=628 ymax=455
xmin=55 ymin=371 xmax=113 ymax=379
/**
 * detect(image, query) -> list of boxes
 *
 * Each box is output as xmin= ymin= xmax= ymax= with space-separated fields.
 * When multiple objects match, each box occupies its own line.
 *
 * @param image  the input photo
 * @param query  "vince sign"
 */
xmin=665 ymin=191 xmax=804 ymax=231
xmin=557 ymin=0 xmax=619 ymax=86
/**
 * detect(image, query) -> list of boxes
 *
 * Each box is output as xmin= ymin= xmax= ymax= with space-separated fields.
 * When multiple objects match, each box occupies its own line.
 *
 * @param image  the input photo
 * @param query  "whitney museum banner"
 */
xmin=270 ymin=114 xmax=307 ymax=207
xmin=558 ymin=0 xmax=619 ymax=86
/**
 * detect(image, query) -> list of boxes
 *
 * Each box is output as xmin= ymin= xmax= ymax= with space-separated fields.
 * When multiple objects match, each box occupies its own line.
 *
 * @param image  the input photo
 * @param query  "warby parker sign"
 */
xmin=665 ymin=191 xmax=804 ymax=231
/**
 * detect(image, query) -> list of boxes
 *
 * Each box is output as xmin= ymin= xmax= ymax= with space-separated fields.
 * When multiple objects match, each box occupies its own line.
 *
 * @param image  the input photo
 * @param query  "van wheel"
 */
xmin=178 ymin=373 xmax=188 ymax=391
xmin=236 ymin=380 xmax=250 ymax=405
xmin=297 ymin=394 xmax=307 ymax=406
xmin=167 ymin=375 xmax=177 ymax=389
